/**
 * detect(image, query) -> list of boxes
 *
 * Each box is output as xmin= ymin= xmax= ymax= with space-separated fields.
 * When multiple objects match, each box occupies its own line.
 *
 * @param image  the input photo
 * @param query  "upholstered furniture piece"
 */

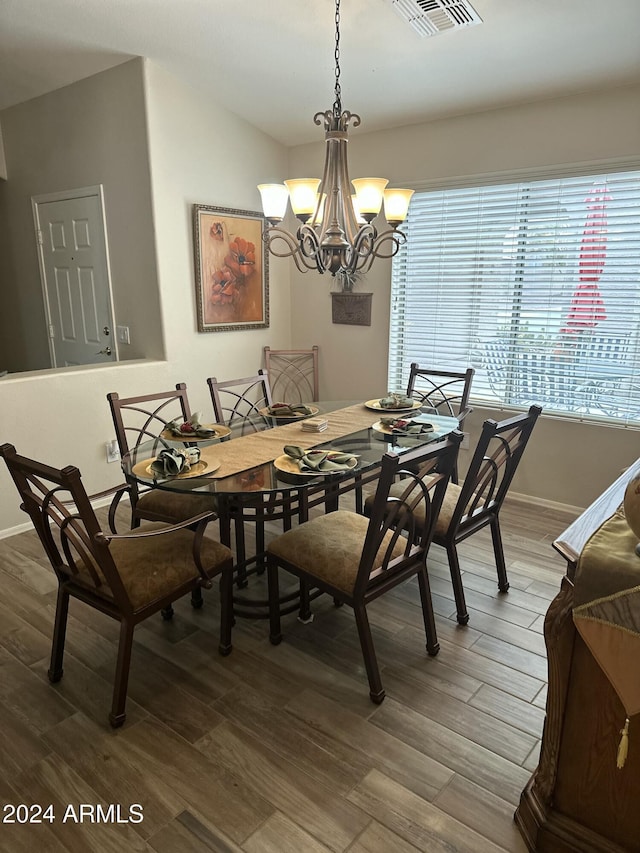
xmin=263 ymin=345 xmax=320 ymax=403
xmin=369 ymin=405 xmax=541 ymax=625
xmin=107 ymin=384 xmax=214 ymax=531
xmin=406 ymin=364 xmax=474 ymax=483
xmin=429 ymin=405 xmax=541 ymax=623
xmin=265 ymin=434 xmax=461 ymax=703
xmin=516 ymin=458 xmax=640 ymax=853
xmin=0 ymin=443 xmax=234 ymax=728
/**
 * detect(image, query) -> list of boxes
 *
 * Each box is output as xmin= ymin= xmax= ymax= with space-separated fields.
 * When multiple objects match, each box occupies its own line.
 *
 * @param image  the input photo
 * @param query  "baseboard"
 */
xmin=0 ymin=520 xmax=34 ymax=540
xmin=508 ymin=490 xmax=584 ymax=517
xmin=0 ymin=493 xmax=126 ymax=541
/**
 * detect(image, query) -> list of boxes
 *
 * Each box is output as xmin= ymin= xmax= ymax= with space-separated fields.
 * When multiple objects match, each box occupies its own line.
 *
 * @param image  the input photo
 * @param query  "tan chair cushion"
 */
xmin=365 ymin=479 xmax=461 ymax=538
xmin=73 ymin=523 xmax=232 ymax=611
xmin=137 ymin=488 xmax=216 ymax=523
xmin=267 ymin=510 xmax=407 ymax=595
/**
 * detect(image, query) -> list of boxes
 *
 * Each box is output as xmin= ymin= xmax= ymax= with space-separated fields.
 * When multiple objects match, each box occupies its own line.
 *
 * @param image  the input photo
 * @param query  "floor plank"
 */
xmin=347 ymin=769 xmax=506 ymax=853
xmin=434 ymin=774 xmax=529 ymax=852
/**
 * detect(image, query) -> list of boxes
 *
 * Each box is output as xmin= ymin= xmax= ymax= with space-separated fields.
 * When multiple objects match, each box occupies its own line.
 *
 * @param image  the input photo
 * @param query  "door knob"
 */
xmin=96 ymin=346 xmax=112 ymax=356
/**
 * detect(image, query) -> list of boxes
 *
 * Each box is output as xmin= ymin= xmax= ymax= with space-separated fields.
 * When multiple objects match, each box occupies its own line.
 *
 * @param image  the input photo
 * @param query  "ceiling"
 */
xmin=1 ymin=0 xmax=639 ymax=147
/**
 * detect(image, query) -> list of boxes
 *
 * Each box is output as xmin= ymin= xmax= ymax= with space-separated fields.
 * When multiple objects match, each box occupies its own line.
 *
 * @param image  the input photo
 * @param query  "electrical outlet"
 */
xmin=461 ymin=432 xmax=470 ymax=450
xmin=105 ymin=440 xmax=121 ymax=463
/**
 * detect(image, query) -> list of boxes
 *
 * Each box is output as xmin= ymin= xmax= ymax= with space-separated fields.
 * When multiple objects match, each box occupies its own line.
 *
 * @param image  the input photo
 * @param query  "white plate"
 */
xmin=273 ymin=450 xmax=358 ymax=476
xmin=364 ymin=398 xmax=422 ymax=414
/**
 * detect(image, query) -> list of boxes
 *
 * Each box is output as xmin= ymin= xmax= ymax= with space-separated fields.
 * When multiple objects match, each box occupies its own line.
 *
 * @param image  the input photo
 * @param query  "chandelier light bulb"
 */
xmin=383 ymin=188 xmax=415 ymax=226
xmin=351 ymin=178 xmax=388 ymax=220
xmin=284 ymin=179 xmax=321 ymax=220
xmin=257 ymin=184 xmax=289 ymax=223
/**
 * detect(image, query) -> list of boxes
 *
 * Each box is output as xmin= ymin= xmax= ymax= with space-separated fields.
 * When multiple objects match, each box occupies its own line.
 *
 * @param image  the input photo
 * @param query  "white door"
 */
xmin=33 ymin=187 xmax=116 ymax=367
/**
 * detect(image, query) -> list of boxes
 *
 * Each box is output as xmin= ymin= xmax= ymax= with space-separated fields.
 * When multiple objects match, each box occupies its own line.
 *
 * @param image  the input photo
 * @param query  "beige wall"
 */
xmin=1 ymin=75 xmax=639 ymax=533
xmin=0 ymin=58 xmax=162 ymax=372
xmin=0 ymin=60 xmax=290 ymax=534
xmin=287 ymin=84 xmax=640 ymax=508
xmin=142 ymin=62 xmax=291 ymax=375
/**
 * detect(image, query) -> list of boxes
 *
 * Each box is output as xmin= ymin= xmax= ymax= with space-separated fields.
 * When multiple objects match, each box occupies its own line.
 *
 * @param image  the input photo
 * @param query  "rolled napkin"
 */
xmin=150 ymin=446 xmax=201 ymax=477
xmin=164 ymin=412 xmax=217 ymax=438
xmin=379 ymin=392 xmax=415 ymax=409
xmin=267 ymin=402 xmax=315 ymax=417
xmin=283 ymin=445 xmax=357 ymax=473
xmin=380 ymin=417 xmax=434 ymax=435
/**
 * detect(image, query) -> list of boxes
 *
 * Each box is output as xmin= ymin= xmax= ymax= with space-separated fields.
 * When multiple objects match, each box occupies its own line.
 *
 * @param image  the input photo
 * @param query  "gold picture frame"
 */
xmin=193 ymin=204 xmax=269 ymax=332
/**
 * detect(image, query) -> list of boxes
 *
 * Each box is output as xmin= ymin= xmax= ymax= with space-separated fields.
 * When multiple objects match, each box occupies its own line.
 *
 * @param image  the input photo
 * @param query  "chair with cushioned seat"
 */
xmin=263 ymin=346 xmax=319 ymax=404
xmin=368 ymin=405 xmax=541 ymax=626
xmin=0 ymin=443 xmax=234 ymax=728
xmin=431 ymin=405 xmax=541 ymax=624
xmin=265 ymin=433 xmax=461 ymax=704
xmin=207 ymin=369 xmax=273 ymax=435
xmin=107 ymin=384 xmax=215 ymax=532
xmin=207 ymin=369 xmax=294 ymax=583
xmin=406 ymin=364 xmax=474 ymax=483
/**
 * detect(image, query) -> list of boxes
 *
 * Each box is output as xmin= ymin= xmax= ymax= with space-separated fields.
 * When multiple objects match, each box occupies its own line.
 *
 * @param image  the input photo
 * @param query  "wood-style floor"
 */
xmin=0 ymin=495 xmax=578 ymax=853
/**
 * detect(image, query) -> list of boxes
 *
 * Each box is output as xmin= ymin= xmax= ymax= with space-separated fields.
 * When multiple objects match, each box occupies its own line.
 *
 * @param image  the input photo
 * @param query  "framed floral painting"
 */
xmin=193 ymin=204 xmax=269 ymax=332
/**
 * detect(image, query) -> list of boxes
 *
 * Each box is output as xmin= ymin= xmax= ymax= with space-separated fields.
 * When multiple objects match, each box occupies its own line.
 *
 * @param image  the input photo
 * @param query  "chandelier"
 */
xmin=257 ymin=0 xmax=414 ymax=277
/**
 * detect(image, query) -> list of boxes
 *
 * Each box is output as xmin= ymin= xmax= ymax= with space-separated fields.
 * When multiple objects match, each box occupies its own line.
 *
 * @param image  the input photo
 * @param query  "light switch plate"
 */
xmin=105 ymin=440 xmax=121 ymax=463
xmin=116 ymin=325 xmax=130 ymax=345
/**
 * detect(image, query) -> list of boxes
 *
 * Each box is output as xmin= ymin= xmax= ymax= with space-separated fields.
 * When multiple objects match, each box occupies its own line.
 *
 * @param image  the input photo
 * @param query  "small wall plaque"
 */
xmin=331 ymin=292 xmax=373 ymax=326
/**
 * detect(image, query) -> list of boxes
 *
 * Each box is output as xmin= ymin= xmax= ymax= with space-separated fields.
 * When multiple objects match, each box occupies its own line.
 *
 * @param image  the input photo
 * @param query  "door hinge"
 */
xmin=48 ymin=324 xmax=55 ymax=339
xmin=37 ymin=229 xmax=44 ymax=246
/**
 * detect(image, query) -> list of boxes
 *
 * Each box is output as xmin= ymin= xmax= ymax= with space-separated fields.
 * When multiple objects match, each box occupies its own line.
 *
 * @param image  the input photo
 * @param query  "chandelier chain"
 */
xmin=333 ymin=0 xmax=342 ymax=117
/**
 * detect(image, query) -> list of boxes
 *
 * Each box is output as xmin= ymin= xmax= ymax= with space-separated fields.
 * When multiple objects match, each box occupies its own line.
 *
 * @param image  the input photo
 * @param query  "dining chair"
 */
xmin=207 ymin=369 xmax=273 ymax=435
xmin=107 ymin=384 xmax=215 ymax=532
xmin=206 ymin=369 xmax=296 ymax=584
xmin=265 ymin=433 xmax=462 ymax=704
xmin=406 ymin=364 xmax=475 ymax=483
xmin=371 ymin=405 xmax=542 ymax=626
xmin=263 ymin=346 xmax=320 ymax=404
xmin=0 ymin=443 xmax=234 ymax=728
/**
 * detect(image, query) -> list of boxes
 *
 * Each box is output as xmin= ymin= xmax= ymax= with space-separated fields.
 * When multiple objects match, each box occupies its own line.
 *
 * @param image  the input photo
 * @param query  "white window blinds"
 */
xmin=389 ymin=169 xmax=640 ymax=424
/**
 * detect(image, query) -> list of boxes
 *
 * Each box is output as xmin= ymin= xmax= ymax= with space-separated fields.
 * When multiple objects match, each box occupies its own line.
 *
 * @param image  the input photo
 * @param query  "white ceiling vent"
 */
xmin=388 ymin=0 xmax=483 ymax=37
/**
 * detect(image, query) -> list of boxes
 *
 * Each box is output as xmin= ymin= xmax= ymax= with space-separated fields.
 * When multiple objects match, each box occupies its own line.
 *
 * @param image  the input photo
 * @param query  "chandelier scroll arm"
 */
xmin=261 ymin=226 xmax=320 ymax=274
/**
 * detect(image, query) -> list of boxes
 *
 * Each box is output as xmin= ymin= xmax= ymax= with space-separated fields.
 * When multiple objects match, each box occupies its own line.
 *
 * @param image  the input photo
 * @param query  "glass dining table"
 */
xmin=121 ymin=399 xmax=459 ymax=619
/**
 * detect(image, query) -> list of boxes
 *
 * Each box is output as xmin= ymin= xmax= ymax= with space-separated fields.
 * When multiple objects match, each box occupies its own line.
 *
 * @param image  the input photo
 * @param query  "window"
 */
xmin=389 ymin=169 xmax=640 ymax=424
